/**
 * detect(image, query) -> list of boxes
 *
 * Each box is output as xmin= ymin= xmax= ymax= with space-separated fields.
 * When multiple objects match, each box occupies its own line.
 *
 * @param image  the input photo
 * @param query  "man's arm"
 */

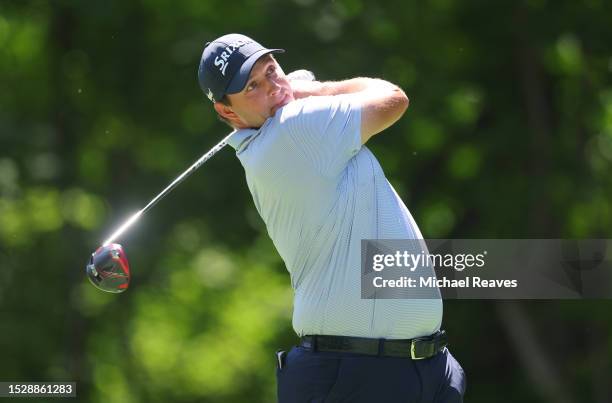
xmin=291 ymin=77 xmax=409 ymax=144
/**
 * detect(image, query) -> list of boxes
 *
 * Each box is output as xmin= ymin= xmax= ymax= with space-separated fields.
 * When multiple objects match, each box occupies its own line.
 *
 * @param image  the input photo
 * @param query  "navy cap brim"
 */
xmin=225 ymin=48 xmax=285 ymax=95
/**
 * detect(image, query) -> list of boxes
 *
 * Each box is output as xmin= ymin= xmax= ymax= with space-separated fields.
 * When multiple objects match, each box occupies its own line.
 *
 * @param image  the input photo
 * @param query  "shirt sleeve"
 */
xmin=281 ymin=95 xmax=362 ymax=178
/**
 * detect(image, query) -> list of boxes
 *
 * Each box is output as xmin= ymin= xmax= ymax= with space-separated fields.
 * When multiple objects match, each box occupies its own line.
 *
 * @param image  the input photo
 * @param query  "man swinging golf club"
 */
xmin=198 ymin=33 xmax=466 ymax=403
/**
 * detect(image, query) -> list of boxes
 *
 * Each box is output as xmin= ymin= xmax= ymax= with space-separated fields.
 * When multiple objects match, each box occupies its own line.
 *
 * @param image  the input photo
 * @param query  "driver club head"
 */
xmin=86 ymin=243 xmax=130 ymax=293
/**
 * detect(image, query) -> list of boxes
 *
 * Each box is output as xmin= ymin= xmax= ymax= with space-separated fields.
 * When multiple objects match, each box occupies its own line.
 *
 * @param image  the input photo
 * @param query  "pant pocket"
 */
xmin=438 ymin=349 xmax=466 ymax=402
xmin=277 ymin=346 xmax=341 ymax=403
xmin=276 ymin=349 xmax=287 ymax=371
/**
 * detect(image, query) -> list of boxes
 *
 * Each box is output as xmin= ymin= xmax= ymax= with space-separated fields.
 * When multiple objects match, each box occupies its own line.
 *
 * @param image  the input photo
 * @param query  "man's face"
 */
xmin=215 ymin=55 xmax=294 ymax=129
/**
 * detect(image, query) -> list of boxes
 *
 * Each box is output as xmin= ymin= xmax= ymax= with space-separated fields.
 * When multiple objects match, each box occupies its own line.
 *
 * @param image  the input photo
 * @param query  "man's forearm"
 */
xmin=320 ymin=78 xmax=400 ymax=96
xmin=293 ymin=77 xmax=402 ymax=99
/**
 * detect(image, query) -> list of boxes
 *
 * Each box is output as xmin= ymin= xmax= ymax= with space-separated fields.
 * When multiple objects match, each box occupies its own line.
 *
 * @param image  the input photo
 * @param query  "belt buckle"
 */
xmin=410 ymin=337 xmax=431 ymax=360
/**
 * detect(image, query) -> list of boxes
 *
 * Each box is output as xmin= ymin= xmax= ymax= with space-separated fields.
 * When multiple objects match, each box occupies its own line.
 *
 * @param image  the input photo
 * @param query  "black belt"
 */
xmin=300 ymin=330 xmax=447 ymax=360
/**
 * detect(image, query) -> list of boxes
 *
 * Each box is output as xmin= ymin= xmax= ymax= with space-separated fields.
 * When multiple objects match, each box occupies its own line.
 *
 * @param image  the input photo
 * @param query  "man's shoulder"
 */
xmin=276 ymin=97 xmax=315 ymax=120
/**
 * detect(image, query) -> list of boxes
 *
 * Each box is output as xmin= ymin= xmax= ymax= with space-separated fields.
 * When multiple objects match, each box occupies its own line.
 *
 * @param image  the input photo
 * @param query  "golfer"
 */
xmin=198 ymin=33 xmax=466 ymax=403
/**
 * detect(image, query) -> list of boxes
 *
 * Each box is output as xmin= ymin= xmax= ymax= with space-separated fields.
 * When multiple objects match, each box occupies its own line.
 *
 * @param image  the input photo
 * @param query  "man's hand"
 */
xmin=287 ymin=70 xmax=325 ymax=100
xmin=286 ymin=69 xmax=315 ymax=82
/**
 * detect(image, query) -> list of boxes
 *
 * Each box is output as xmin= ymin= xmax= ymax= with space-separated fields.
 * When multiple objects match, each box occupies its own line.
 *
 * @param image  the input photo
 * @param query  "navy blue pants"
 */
xmin=276 ymin=345 xmax=466 ymax=403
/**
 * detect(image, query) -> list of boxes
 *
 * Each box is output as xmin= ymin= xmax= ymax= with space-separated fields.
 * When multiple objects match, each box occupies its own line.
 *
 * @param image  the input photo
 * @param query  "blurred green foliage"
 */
xmin=1 ymin=0 xmax=612 ymax=402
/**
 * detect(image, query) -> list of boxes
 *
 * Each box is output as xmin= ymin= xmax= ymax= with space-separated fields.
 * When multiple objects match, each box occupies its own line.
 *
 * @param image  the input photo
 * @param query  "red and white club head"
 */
xmin=86 ymin=243 xmax=131 ymax=293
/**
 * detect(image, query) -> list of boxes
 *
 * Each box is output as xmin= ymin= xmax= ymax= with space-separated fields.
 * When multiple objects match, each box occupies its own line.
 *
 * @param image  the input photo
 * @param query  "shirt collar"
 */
xmin=226 ymin=119 xmax=272 ymax=152
xmin=227 ymin=129 xmax=256 ymax=151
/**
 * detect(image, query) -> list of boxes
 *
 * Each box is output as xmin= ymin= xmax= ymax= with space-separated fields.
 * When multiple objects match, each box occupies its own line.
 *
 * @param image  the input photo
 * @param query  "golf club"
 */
xmin=86 ymin=69 xmax=315 ymax=293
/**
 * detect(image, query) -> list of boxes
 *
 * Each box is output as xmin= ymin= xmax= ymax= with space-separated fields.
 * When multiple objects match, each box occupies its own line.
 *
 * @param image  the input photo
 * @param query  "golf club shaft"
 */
xmin=102 ymin=131 xmax=235 ymax=246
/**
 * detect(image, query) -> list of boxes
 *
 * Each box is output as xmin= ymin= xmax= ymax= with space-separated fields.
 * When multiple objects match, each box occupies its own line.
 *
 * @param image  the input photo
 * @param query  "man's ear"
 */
xmin=213 ymin=102 xmax=246 ymax=128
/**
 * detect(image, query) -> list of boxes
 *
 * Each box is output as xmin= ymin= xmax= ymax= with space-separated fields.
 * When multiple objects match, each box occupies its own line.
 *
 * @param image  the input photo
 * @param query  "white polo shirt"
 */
xmin=228 ymin=95 xmax=442 ymax=339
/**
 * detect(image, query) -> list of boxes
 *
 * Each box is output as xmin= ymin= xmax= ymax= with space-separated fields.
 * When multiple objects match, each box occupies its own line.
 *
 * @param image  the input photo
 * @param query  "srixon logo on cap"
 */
xmin=214 ymin=39 xmax=249 ymax=76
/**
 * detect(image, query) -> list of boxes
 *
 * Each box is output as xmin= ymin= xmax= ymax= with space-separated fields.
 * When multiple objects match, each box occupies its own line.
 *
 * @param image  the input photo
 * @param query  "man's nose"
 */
xmin=267 ymin=77 xmax=281 ymax=96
